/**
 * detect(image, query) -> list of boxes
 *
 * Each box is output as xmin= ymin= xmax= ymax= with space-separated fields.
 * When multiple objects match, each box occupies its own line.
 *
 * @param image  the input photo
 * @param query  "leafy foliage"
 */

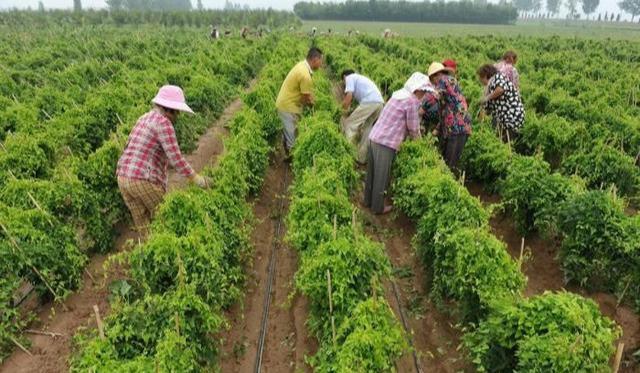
xmin=311 ymin=297 xmax=408 ymax=373
xmin=464 ymin=292 xmax=620 ymax=372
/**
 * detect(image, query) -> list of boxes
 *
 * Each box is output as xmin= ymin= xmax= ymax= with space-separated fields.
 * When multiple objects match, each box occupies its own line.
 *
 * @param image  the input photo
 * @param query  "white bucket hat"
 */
xmin=152 ymin=85 xmax=194 ymax=114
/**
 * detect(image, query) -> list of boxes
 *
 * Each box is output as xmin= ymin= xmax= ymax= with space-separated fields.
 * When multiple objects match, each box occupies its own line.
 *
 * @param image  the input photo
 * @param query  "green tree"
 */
xmin=514 ymin=0 xmax=535 ymax=11
xmin=566 ymin=0 xmax=579 ymax=18
xmin=197 ymin=0 xmax=203 ymax=10
xmin=73 ymin=0 xmax=82 ymax=12
xmin=547 ymin=0 xmax=562 ymax=14
xmin=38 ymin=1 xmax=45 ymax=11
xmin=581 ymin=0 xmax=599 ymax=17
xmin=619 ymin=0 xmax=640 ymax=21
xmin=106 ymin=0 xmax=124 ymax=10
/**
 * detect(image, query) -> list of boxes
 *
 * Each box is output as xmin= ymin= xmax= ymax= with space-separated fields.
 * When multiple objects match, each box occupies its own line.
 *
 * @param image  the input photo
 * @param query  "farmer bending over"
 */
xmin=341 ymin=69 xmax=384 ymax=164
xmin=116 ymin=85 xmax=209 ymax=235
xmin=275 ymin=47 xmax=323 ymax=158
xmin=428 ymin=62 xmax=472 ymax=173
xmin=364 ymin=72 xmax=429 ymax=215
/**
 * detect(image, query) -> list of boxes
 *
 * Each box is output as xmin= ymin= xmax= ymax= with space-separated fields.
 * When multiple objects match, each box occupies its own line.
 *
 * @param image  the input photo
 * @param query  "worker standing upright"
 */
xmin=275 ymin=47 xmax=324 ymax=158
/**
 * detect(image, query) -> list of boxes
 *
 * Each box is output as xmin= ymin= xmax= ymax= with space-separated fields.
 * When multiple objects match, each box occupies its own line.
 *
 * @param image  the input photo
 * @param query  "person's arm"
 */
xmin=513 ymin=67 xmax=520 ymax=90
xmin=156 ymin=119 xmax=196 ymax=180
xmin=485 ymin=86 xmax=505 ymax=102
xmin=406 ymin=100 xmax=422 ymax=139
xmin=300 ymin=72 xmax=315 ymax=107
xmin=342 ymin=92 xmax=353 ymax=112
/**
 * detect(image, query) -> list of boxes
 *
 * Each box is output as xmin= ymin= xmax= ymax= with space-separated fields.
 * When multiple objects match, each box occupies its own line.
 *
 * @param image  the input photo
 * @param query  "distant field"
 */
xmin=302 ymin=19 xmax=640 ymax=39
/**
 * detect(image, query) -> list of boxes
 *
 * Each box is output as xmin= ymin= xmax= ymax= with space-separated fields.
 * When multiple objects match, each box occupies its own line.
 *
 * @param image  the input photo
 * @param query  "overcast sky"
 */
xmin=0 ymin=0 xmax=629 ymax=18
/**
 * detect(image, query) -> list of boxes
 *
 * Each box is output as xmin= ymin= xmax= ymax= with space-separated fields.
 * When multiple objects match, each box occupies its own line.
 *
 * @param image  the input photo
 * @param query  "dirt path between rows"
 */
xmin=466 ymin=181 xmax=640 ymax=372
xmin=218 ymin=154 xmax=316 ymax=373
xmin=358 ymin=193 xmax=469 ymax=373
xmin=0 ymin=96 xmax=242 ymax=373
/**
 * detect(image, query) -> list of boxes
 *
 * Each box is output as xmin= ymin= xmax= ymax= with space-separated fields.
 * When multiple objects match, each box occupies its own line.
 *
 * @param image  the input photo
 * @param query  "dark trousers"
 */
xmin=364 ymin=141 xmax=396 ymax=214
xmin=442 ymin=134 xmax=468 ymax=173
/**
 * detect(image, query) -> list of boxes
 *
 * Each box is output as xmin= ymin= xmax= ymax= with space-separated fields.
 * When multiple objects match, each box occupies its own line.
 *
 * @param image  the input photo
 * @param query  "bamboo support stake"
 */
xmin=25 ymin=329 xmax=65 ymax=338
xmin=333 ymin=215 xmax=337 ymax=240
xmin=93 ymin=305 xmax=105 ymax=340
xmin=506 ymin=129 xmax=512 ymax=153
xmin=616 ymin=280 xmax=631 ymax=309
xmin=519 ymin=238 xmax=525 ymax=269
xmin=84 ymin=268 xmax=96 ymax=284
xmin=0 ymin=222 xmax=61 ymax=302
xmin=326 ymin=270 xmax=336 ymax=346
xmin=27 ymin=192 xmax=53 ymax=227
xmin=612 ymin=342 xmax=624 ymax=373
xmin=175 ymin=312 xmax=181 ymax=336
xmin=10 ymin=336 xmax=32 ymax=356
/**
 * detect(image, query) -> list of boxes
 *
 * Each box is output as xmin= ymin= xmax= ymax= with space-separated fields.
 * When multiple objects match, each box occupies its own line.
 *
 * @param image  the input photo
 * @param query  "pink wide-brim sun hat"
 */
xmin=151 ymin=85 xmax=195 ymax=114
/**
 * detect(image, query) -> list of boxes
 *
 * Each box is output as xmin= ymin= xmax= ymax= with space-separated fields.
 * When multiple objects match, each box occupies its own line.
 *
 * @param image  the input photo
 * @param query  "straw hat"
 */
xmin=152 ymin=85 xmax=194 ymax=114
xmin=427 ymin=62 xmax=454 ymax=77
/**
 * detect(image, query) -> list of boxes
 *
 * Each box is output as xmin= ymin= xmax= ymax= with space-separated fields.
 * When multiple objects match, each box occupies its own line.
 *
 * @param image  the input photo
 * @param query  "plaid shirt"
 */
xmin=116 ymin=110 xmax=194 ymax=190
xmin=369 ymin=96 xmax=421 ymax=151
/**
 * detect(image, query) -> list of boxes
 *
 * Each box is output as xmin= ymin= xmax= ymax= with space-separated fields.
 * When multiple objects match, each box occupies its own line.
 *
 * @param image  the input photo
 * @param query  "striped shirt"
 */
xmin=369 ymin=96 xmax=422 ymax=151
xmin=116 ymin=110 xmax=194 ymax=190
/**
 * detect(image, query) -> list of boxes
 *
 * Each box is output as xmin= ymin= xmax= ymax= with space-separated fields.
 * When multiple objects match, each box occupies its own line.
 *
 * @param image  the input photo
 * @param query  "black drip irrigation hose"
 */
xmin=390 ymin=275 xmax=423 ymax=373
xmin=254 ymin=161 xmax=289 ymax=373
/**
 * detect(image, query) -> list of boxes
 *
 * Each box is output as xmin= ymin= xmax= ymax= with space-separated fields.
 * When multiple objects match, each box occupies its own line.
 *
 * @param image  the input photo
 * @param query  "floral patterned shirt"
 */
xmin=421 ymin=91 xmax=440 ymax=127
xmin=434 ymin=75 xmax=472 ymax=137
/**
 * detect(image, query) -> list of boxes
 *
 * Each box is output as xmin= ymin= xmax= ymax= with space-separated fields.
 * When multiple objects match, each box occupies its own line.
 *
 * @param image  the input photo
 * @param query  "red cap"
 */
xmin=442 ymin=59 xmax=457 ymax=72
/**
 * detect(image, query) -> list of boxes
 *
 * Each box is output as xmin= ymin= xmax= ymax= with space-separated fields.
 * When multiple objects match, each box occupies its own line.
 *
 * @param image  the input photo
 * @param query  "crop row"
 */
xmin=392 ymin=138 xmax=619 ymax=371
xmin=282 ymin=43 xmax=409 ymax=370
xmin=462 ymin=124 xmax=640 ymax=311
xmin=67 ymin=36 xmax=297 ymax=371
xmin=320 ymin=35 xmax=623 ymax=370
xmin=331 ymin=34 xmax=640 ymax=309
xmin=359 ymin=34 xmax=640 ymax=198
xmin=0 ymin=28 xmax=274 ymax=361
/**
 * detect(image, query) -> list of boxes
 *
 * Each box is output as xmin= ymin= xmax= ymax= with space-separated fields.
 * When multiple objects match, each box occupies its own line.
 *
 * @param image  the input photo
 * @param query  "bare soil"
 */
xmin=0 ymin=97 xmax=239 ymax=373
xmin=218 ymin=153 xmax=316 ymax=373
xmin=358 ymin=194 xmax=469 ymax=373
xmin=467 ymin=181 xmax=640 ymax=372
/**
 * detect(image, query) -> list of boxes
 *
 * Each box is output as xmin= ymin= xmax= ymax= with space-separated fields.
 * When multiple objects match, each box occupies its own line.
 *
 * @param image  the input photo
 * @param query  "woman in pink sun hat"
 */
xmin=116 ymin=85 xmax=209 ymax=235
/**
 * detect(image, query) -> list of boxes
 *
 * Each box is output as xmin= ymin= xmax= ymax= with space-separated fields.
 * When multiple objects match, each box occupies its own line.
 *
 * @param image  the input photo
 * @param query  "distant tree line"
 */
xmin=105 ymin=0 xmax=193 ymax=11
xmin=293 ymin=1 xmax=519 ymax=25
xmin=0 ymin=9 xmax=300 ymax=28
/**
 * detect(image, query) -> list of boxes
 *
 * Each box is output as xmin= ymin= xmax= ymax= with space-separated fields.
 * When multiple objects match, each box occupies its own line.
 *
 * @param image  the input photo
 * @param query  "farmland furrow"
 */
xmin=361 ymin=210 xmax=469 ymax=373
xmin=0 ymin=90 xmax=248 ymax=373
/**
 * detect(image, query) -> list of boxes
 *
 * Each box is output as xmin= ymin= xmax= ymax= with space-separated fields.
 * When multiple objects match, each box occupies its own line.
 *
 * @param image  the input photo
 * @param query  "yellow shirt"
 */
xmin=275 ymin=60 xmax=313 ymax=114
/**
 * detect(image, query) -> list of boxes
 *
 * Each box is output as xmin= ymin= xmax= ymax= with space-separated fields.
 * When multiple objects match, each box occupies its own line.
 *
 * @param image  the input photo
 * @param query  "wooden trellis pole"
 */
xmin=93 ymin=305 xmax=105 ymax=340
xmin=326 ymin=270 xmax=336 ymax=347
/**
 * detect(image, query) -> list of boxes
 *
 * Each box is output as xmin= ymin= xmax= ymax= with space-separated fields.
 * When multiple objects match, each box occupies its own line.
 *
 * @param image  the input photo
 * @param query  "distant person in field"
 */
xmin=427 ymin=62 xmax=472 ymax=173
xmin=383 ymin=28 xmax=391 ymax=38
xmin=210 ymin=25 xmax=220 ymax=39
xmin=310 ymin=27 xmax=317 ymax=37
xmin=495 ymin=50 xmax=520 ymax=91
xmin=241 ymin=27 xmax=249 ymax=39
xmin=478 ymin=64 xmax=525 ymax=141
xmin=116 ymin=85 xmax=210 ymax=235
xmin=365 ymin=72 xmax=429 ymax=215
xmin=341 ymin=69 xmax=385 ymax=164
xmin=275 ymin=47 xmax=323 ymax=158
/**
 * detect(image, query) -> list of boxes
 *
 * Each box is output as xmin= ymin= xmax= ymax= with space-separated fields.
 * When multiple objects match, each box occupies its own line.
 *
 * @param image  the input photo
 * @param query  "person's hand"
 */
xmin=431 ymin=129 xmax=439 ymax=137
xmin=192 ymin=174 xmax=211 ymax=189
